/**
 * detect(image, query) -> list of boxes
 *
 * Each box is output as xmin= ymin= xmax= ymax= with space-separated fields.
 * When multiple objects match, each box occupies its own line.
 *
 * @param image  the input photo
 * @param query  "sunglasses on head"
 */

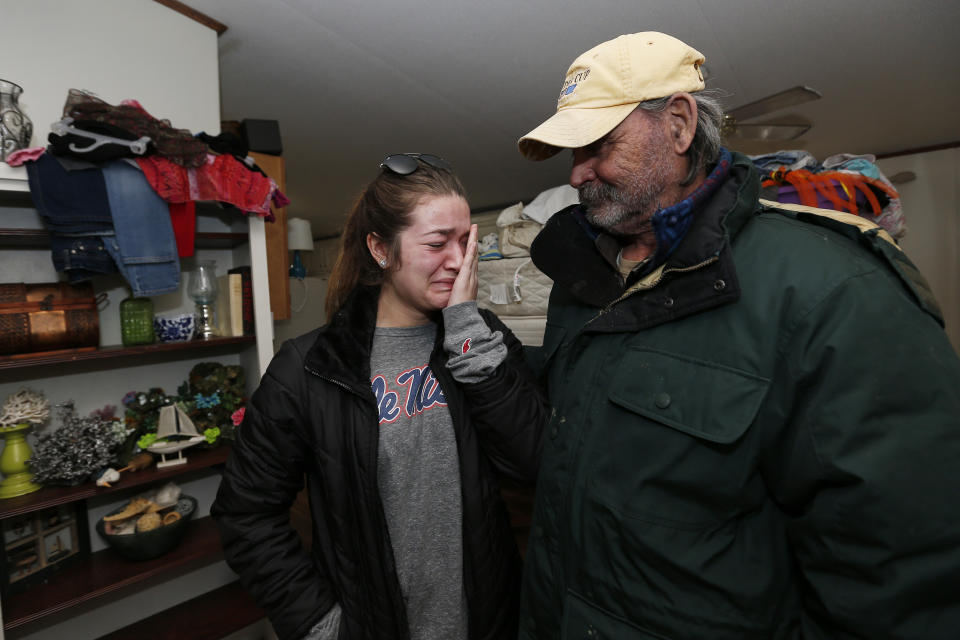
xmin=380 ymin=153 xmax=453 ymax=176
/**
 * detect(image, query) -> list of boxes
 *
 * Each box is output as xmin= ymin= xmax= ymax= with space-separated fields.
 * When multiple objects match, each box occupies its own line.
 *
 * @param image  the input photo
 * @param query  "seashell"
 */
xmin=136 ymin=512 xmax=162 ymax=532
xmin=103 ymin=497 xmax=151 ymax=522
xmin=153 ymin=482 xmax=182 ymax=508
xmin=107 ymin=519 xmax=137 ymax=536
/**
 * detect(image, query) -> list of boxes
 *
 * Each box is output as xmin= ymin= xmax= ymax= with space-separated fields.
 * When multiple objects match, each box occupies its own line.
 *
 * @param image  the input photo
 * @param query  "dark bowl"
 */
xmin=95 ymin=495 xmax=197 ymax=561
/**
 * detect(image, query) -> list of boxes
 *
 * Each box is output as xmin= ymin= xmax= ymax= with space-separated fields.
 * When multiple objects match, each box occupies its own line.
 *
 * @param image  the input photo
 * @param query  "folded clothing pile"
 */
xmin=10 ymin=89 xmax=288 ymax=296
xmin=751 ymin=150 xmax=906 ymax=239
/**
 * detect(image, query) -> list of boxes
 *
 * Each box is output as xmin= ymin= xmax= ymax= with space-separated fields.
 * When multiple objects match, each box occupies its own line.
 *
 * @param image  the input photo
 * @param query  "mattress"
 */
xmin=498 ymin=315 xmax=547 ymax=347
xmin=477 ymin=256 xmax=553 ymax=317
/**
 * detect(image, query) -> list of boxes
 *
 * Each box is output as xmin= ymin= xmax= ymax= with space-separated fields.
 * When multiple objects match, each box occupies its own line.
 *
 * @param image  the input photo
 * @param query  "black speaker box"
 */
xmin=240 ymin=119 xmax=283 ymax=155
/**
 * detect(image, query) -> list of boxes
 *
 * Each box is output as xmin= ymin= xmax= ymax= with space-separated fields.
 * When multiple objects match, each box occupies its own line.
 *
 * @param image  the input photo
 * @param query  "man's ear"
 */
xmin=666 ymin=93 xmax=698 ymax=155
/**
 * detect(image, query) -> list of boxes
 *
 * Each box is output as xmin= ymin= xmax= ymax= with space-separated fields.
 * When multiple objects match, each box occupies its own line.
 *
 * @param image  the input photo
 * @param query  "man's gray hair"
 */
xmin=636 ymin=90 xmax=724 ymax=185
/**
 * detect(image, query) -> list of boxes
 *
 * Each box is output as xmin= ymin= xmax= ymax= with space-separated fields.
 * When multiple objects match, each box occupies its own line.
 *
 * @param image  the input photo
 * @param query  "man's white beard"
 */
xmin=579 ymin=170 xmax=669 ymax=236
xmin=577 ymin=139 xmax=674 ymax=236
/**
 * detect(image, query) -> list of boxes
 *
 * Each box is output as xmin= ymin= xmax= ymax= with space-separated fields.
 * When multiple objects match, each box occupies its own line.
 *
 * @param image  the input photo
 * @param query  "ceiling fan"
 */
xmin=721 ymin=86 xmax=821 ymax=141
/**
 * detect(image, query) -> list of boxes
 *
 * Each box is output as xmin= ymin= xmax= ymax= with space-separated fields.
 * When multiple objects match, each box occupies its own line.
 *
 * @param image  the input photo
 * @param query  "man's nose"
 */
xmin=570 ymin=149 xmax=597 ymax=189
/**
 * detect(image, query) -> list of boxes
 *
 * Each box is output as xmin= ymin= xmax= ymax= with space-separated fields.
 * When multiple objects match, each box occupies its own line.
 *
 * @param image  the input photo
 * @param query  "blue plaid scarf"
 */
xmin=646 ymin=147 xmax=733 ymax=269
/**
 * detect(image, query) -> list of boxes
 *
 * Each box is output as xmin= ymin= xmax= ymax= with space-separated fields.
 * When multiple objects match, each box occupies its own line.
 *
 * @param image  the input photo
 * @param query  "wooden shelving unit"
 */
xmin=0 ymin=446 xmax=233 ymax=632
xmin=0 ymin=199 xmax=270 ymax=639
xmin=0 ymin=8 xmax=277 ymax=635
xmin=0 ymin=226 xmax=263 ymax=634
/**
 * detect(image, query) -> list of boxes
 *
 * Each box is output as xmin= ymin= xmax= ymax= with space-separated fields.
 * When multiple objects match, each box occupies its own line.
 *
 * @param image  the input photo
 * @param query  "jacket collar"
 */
xmin=531 ymin=151 xmax=760 ymax=310
xmin=303 ymin=285 xmax=447 ymax=392
xmin=304 ymin=285 xmax=380 ymax=392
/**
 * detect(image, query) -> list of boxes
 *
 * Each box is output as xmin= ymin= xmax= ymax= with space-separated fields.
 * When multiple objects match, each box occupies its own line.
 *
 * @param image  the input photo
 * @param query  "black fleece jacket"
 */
xmin=212 ymin=285 xmax=548 ymax=640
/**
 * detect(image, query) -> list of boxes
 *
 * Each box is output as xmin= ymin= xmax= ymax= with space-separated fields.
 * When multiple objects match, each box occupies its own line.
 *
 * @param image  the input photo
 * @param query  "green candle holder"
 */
xmin=0 ymin=422 xmax=42 ymax=499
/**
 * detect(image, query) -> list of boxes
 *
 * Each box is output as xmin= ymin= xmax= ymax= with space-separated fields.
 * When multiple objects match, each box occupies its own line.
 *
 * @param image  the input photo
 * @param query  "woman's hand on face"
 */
xmin=447 ymin=224 xmax=478 ymax=307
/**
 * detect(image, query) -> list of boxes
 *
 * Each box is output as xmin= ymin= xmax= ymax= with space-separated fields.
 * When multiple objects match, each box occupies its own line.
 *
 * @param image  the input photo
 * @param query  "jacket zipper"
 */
xmin=591 ymin=255 xmax=719 ymax=322
xmin=304 ymin=364 xmax=373 ymax=403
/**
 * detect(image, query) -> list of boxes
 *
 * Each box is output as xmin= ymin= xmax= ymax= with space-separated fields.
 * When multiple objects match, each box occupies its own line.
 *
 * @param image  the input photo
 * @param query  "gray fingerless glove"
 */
xmin=443 ymin=301 xmax=507 ymax=383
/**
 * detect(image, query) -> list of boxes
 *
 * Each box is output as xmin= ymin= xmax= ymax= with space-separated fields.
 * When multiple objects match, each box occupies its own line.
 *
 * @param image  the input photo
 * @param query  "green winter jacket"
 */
xmin=519 ymin=152 xmax=960 ymax=639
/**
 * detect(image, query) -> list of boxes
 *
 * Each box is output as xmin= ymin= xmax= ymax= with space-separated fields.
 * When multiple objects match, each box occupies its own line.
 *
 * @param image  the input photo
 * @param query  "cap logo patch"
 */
xmin=557 ymin=68 xmax=590 ymax=104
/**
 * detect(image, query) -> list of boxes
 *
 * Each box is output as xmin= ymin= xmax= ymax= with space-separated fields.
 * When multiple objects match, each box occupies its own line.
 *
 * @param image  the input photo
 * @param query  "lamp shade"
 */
xmin=287 ymin=217 xmax=314 ymax=251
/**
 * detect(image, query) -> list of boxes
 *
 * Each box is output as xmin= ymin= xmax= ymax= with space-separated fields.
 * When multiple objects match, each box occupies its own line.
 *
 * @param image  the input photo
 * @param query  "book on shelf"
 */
xmin=227 ymin=266 xmax=254 ymax=336
xmin=215 ymin=273 xmax=244 ymax=338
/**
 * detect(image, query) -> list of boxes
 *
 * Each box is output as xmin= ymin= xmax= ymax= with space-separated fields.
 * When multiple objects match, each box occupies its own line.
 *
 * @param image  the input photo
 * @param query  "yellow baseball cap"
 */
xmin=518 ymin=32 xmax=706 ymax=161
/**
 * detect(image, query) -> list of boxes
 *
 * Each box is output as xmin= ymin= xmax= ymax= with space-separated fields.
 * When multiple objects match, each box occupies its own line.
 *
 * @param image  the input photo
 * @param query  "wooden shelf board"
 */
xmin=3 ymin=516 xmax=224 ymax=631
xmin=0 ymin=335 xmax=255 ymax=372
xmin=0 ymin=189 xmax=32 ymax=206
xmin=0 ymin=228 xmax=249 ymax=250
xmin=0 ymin=445 xmax=230 ymax=520
xmin=98 ymin=580 xmax=264 ymax=640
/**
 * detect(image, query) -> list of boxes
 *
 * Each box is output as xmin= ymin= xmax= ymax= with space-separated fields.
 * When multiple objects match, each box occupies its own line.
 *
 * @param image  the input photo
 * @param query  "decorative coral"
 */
xmin=28 ymin=402 xmax=126 ymax=486
xmin=0 ymin=388 xmax=51 ymax=429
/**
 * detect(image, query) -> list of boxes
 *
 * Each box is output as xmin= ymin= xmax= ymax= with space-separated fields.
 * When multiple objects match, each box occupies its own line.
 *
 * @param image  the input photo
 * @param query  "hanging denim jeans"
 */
xmin=25 ymin=154 xmax=119 ymax=281
xmin=101 ymin=161 xmax=180 ymax=296
xmin=48 ymin=235 xmax=117 ymax=281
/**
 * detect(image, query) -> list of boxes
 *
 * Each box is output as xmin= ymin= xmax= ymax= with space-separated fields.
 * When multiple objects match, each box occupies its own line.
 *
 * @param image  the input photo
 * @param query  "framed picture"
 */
xmin=0 ymin=502 xmax=89 ymax=597
xmin=2 ymin=514 xmax=34 ymax=546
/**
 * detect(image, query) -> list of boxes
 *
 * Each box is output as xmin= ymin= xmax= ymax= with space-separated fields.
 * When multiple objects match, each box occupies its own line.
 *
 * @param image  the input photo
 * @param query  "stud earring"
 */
xmin=379 ymin=258 xmax=387 ymax=267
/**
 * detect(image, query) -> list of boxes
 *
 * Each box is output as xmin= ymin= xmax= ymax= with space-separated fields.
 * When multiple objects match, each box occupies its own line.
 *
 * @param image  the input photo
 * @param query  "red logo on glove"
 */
xmin=461 ymin=338 xmax=472 ymax=354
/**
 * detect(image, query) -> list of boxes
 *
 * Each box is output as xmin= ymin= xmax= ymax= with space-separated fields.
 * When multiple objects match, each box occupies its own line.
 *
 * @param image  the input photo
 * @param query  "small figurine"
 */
xmin=96 ymin=468 xmax=120 ymax=488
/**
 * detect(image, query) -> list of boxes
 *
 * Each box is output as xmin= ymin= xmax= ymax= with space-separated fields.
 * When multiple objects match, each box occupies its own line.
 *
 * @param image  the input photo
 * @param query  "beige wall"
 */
xmin=878 ymin=147 xmax=960 ymax=352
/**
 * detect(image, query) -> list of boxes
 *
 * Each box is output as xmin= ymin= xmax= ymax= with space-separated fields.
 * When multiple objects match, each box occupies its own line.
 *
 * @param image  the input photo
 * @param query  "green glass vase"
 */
xmin=120 ymin=295 xmax=154 ymax=346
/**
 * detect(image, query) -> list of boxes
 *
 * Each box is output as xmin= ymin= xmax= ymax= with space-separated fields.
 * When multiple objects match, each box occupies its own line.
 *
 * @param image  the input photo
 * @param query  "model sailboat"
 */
xmin=148 ymin=404 xmax=206 ymax=468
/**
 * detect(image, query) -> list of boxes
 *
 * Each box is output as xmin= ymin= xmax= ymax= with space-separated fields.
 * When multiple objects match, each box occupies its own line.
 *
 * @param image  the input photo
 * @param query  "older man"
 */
xmin=516 ymin=32 xmax=960 ymax=639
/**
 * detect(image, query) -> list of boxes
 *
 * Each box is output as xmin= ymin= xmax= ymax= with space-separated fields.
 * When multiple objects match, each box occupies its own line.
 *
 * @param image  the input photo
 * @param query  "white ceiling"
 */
xmin=188 ymin=0 xmax=960 ymax=239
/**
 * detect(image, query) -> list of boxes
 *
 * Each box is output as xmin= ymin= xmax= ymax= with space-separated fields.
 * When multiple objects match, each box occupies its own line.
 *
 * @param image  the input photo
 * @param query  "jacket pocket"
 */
xmin=588 ymin=347 xmax=771 ymax=528
xmin=608 ymin=347 xmax=769 ymax=443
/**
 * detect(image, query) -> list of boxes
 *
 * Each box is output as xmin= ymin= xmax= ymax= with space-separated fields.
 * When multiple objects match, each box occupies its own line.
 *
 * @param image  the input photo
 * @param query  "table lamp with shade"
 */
xmin=288 ymin=217 xmax=314 ymax=279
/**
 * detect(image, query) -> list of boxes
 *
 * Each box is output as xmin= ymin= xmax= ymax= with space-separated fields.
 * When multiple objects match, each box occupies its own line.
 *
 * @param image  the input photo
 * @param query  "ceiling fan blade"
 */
xmin=727 ymin=86 xmax=821 ymax=122
xmin=724 ymin=122 xmax=812 ymax=141
xmin=888 ymin=171 xmax=917 ymax=185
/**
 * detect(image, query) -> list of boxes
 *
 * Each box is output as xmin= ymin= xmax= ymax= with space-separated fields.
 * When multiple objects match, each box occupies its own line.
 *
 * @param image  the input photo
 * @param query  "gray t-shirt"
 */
xmin=370 ymin=322 xmax=468 ymax=640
